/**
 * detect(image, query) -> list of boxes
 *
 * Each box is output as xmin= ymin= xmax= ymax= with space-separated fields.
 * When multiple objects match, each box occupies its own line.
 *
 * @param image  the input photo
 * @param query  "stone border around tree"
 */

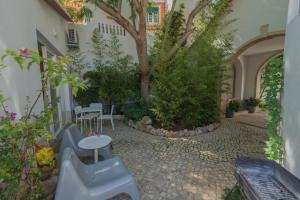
xmin=126 ymin=116 xmax=220 ymax=138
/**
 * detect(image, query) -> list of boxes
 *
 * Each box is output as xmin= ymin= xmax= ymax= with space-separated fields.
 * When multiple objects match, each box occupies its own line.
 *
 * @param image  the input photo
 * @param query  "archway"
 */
xmin=255 ymin=52 xmax=283 ymax=99
xmin=231 ymin=32 xmax=285 ymax=100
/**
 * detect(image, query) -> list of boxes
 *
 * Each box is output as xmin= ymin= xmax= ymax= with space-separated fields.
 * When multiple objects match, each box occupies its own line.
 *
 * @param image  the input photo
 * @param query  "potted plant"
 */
xmin=226 ymin=100 xmax=240 ymax=118
xmin=244 ymin=97 xmax=260 ymax=113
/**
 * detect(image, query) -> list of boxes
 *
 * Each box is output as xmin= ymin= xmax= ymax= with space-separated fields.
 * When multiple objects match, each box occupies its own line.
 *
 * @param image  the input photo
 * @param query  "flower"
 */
xmin=19 ymin=48 xmax=31 ymax=57
xmin=0 ymin=183 xmax=8 ymax=190
xmin=10 ymin=112 xmax=16 ymax=121
xmin=23 ymin=166 xmax=31 ymax=172
xmin=35 ymin=147 xmax=55 ymax=166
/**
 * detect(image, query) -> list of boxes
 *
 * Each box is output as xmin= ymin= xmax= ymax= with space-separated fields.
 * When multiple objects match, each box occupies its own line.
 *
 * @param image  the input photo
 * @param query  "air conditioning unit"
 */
xmin=67 ymin=29 xmax=79 ymax=47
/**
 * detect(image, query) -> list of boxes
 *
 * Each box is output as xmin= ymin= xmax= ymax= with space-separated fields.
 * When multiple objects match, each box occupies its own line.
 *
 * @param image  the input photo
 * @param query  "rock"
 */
xmin=128 ymin=120 xmax=134 ymax=127
xmin=41 ymin=176 xmax=58 ymax=196
xmin=145 ymin=125 xmax=153 ymax=133
xmin=208 ymin=124 xmax=215 ymax=132
xmin=141 ymin=116 xmax=152 ymax=125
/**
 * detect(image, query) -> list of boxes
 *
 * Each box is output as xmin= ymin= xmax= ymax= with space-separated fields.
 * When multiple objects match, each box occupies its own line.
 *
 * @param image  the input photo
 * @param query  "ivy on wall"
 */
xmin=262 ymin=57 xmax=284 ymax=163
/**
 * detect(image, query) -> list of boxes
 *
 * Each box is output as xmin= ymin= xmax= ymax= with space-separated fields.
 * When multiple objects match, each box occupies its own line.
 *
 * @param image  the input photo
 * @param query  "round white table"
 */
xmin=78 ymin=135 xmax=112 ymax=163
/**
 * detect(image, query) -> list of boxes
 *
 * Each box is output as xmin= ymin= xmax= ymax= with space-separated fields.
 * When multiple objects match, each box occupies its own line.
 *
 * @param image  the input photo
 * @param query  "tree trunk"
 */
xmin=136 ymin=37 xmax=150 ymax=99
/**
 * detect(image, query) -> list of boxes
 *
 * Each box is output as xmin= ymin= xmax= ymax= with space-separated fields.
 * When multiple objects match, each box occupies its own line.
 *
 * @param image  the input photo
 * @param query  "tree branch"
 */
xmin=93 ymin=0 xmax=139 ymax=40
xmin=164 ymin=0 xmax=212 ymax=62
xmin=185 ymin=0 xmax=212 ymax=33
xmin=164 ymin=29 xmax=195 ymax=62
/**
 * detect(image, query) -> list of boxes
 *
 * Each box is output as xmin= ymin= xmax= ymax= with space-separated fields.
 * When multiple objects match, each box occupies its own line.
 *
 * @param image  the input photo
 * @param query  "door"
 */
xmin=38 ymin=43 xmax=63 ymax=133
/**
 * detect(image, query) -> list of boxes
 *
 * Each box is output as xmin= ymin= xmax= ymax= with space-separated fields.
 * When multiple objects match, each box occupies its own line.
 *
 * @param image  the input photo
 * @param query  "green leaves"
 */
xmin=262 ymin=57 xmax=284 ymax=163
xmin=0 ymin=48 xmax=86 ymax=199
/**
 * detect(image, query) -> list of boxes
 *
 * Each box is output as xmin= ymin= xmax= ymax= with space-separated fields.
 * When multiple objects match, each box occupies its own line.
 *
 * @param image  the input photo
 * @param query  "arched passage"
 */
xmin=231 ymin=32 xmax=285 ymax=100
xmin=255 ymin=52 xmax=283 ymax=98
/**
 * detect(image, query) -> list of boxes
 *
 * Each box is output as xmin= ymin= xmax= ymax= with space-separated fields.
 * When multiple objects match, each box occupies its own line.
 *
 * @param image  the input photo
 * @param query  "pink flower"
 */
xmin=23 ymin=166 xmax=31 ymax=172
xmin=19 ymin=48 xmax=31 ymax=57
xmin=0 ymin=183 xmax=8 ymax=190
xmin=10 ymin=112 xmax=16 ymax=121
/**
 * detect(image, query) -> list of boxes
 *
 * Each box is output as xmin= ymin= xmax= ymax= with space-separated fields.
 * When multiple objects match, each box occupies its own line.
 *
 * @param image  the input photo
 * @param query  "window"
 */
xmin=146 ymin=6 xmax=160 ymax=24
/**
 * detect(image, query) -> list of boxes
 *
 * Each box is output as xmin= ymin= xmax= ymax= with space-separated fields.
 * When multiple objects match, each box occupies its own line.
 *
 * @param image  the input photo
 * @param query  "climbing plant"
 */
xmin=262 ymin=57 xmax=284 ymax=163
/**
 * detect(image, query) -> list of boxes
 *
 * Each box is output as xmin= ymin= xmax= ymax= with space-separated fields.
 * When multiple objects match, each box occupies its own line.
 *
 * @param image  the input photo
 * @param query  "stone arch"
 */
xmin=231 ymin=31 xmax=285 ymax=100
xmin=231 ymin=31 xmax=285 ymax=60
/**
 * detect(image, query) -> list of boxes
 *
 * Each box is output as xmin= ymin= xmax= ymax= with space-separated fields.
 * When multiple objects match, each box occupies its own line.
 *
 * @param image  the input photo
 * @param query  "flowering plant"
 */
xmin=0 ymin=48 xmax=86 ymax=199
xmin=35 ymin=147 xmax=55 ymax=167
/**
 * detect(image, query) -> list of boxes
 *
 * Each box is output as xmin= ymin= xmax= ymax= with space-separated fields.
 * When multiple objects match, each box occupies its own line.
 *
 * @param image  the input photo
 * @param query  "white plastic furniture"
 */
xmin=97 ymin=105 xmax=115 ymax=133
xmin=75 ymin=106 xmax=102 ymax=133
xmin=56 ymin=124 xmax=112 ymax=167
xmin=89 ymin=103 xmax=102 ymax=108
xmin=78 ymin=135 xmax=112 ymax=163
xmin=55 ymin=148 xmax=140 ymax=200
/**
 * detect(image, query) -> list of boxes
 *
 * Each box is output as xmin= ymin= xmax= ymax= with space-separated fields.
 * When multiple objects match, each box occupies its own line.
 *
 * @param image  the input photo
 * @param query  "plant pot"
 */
xmin=247 ymin=106 xmax=256 ymax=113
xmin=226 ymin=108 xmax=235 ymax=118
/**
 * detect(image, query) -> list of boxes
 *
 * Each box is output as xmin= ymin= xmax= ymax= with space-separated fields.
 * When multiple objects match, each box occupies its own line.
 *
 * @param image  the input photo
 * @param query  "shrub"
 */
xmin=222 ymin=185 xmax=245 ymax=200
xmin=0 ymin=49 xmax=85 ymax=199
xmin=123 ymin=97 xmax=153 ymax=121
xmin=244 ymin=97 xmax=260 ymax=107
xmin=151 ymin=1 xmax=232 ymax=129
xmin=228 ymin=100 xmax=240 ymax=111
xmin=75 ymin=29 xmax=140 ymax=107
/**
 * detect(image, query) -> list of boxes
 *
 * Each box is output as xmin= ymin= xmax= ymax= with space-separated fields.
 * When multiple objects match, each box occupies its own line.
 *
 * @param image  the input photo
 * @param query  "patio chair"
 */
xmin=74 ymin=106 xmax=82 ymax=123
xmin=89 ymin=103 xmax=103 ymax=108
xmin=56 ymin=124 xmax=112 ymax=167
xmin=97 ymin=105 xmax=115 ymax=133
xmin=55 ymin=148 xmax=140 ymax=200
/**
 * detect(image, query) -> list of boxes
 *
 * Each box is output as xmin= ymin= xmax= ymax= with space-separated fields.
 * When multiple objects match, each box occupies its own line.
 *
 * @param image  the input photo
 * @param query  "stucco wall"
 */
xmin=76 ymin=3 xmax=138 ymax=67
xmin=225 ymin=0 xmax=288 ymax=51
xmin=282 ymin=4 xmax=300 ymax=179
xmin=243 ymin=50 xmax=282 ymax=99
xmin=0 ymin=0 xmax=69 ymax=117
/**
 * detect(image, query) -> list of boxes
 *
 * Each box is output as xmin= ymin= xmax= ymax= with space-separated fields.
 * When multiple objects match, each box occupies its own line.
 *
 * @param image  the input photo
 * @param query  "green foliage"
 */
xmin=59 ymin=0 xmax=93 ymax=22
xmin=75 ymin=30 xmax=139 ymax=107
xmin=0 ymin=49 xmax=85 ymax=199
xmin=150 ymin=3 xmax=186 ymax=63
xmin=262 ymin=57 xmax=284 ymax=162
xmin=222 ymin=185 xmax=245 ymax=200
xmin=123 ymin=98 xmax=153 ymax=121
xmin=151 ymin=0 xmax=232 ymax=129
xmin=244 ymin=97 xmax=260 ymax=107
xmin=228 ymin=100 xmax=240 ymax=111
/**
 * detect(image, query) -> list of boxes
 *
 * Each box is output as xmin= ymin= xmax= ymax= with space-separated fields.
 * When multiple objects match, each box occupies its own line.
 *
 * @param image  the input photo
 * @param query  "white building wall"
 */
xmin=0 ymin=0 xmax=69 ymax=119
xmin=282 ymin=0 xmax=300 ymax=179
xmin=225 ymin=0 xmax=288 ymax=50
xmin=76 ymin=3 xmax=138 ymax=67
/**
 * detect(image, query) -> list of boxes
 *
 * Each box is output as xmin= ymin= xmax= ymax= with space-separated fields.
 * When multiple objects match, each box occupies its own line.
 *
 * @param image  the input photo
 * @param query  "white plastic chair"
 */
xmin=97 ymin=105 xmax=115 ymax=133
xmin=55 ymin=148 xmax=140 ymax=200
xmin=74 ymin=106 xmax=82 ymax=122
xmin=89 ymin=103 xmax=102 ymax=108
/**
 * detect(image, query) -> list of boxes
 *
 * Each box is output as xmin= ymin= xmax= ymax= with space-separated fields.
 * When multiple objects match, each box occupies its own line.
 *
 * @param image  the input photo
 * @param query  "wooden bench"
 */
xmin=235 ymin=157 xmax=300 ymax=200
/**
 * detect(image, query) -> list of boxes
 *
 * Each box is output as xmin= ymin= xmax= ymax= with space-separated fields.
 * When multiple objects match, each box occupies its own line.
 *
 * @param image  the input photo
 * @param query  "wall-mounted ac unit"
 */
xmin=67 ymin=29 xmax=79 ymax=48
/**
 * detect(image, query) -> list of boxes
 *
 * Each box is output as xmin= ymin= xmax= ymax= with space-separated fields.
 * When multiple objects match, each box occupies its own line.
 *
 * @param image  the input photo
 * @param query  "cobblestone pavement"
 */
xmin=100 ymin=119 xmax=267 ymax=200
xmin=235 ymin=110 xmax=267 ymax=129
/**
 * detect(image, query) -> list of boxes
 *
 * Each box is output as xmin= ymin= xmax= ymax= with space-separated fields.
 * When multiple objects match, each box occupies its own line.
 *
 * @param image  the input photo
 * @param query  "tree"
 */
xmin=84 ymin=0 xmax=230 ymax=99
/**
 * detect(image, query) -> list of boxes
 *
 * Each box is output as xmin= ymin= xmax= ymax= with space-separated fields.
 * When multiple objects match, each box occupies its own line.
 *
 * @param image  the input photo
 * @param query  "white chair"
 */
xmin=74 ymin=106 xmax=82 ymax=123
xmin=89 ymin=103 xmax=102 ymax=108
xmin=55 ymin=148 xmax=140 ymax=200
xmin=97 ymin=105 xmax=115 ymax=133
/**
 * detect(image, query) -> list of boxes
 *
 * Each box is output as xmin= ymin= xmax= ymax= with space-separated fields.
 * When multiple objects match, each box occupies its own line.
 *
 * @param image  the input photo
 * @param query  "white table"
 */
xmin=78 ymin=135 xmax=112 ymax=163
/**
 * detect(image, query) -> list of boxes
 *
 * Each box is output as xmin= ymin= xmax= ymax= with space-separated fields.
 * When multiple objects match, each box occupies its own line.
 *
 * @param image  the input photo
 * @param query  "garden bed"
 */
xmin=126 ymin=116 xmax=220 ymax=138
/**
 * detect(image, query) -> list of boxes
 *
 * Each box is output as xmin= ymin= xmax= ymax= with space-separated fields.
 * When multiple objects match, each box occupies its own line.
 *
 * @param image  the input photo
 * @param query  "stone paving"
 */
xmin=99 ymin=118 xmax=267 ymax=200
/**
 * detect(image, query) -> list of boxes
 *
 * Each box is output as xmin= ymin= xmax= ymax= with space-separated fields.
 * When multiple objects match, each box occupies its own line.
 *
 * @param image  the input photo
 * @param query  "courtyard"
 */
xmin=105 ymin=113 xmax=267 ymax=200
